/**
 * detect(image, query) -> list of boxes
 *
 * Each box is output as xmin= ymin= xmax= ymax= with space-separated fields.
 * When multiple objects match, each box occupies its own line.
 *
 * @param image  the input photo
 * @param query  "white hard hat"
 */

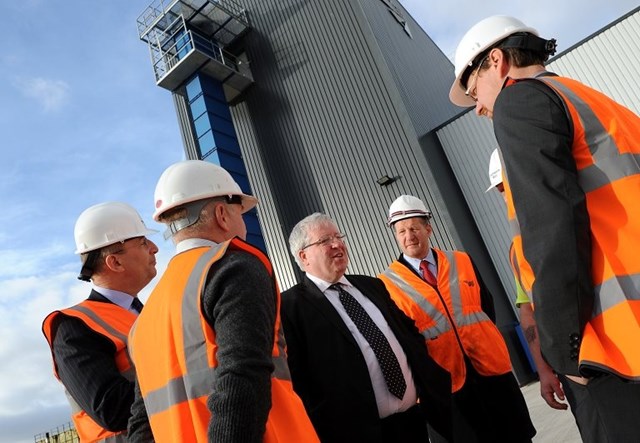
xmin=153 ymin=160 xmax=258 ymax=221
xmin=449 ymin=15 xmax=539 ymax=107
xmin=387 ymin=195 xmax=432 ymax=226
xmin=486 ymin=148 xmax=503 ymax=192
xmin=74 ymin=202 xmax=157 ymax=254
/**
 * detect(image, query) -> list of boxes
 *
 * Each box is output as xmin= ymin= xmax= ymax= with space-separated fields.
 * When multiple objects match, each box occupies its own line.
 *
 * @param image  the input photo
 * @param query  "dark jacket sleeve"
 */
xmin=202 ymin=250 xmax=276 ymax=443
xmin=50 ymin=315 xmax=134 ymax=431
xmin=493 ymin=78 xmax=594 ymax=376
xmin=126 ymin=378 xmax=154 ymax=442
xmin=279 ymin=286 xmax=310 ymax=409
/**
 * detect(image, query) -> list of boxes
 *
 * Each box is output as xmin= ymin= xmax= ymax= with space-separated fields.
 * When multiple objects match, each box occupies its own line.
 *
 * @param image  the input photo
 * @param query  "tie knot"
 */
xmin=419 ymin=260 xmax=437 ymax=286
xmin=131 ymin=297 xmax=144 ymax=314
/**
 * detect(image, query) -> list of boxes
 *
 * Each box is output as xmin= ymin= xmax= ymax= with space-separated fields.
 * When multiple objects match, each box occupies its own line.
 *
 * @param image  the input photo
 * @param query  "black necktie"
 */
xmin=131 ymin=297 xmax=144 ymax=314
xmin=330 ymin=283 xmax=407 ymax=399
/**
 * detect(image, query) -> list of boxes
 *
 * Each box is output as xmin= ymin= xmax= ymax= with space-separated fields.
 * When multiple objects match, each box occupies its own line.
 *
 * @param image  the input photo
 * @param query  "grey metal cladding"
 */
xmin=357 ymin=0 xmax=461 ymax=137
xmin=227 ymin=0 xmax=459 ymax=289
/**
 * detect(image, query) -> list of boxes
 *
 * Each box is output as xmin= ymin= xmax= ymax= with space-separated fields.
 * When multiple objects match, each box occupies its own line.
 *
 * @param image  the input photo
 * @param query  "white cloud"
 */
xmin=14 ymin=77 xmax=70 ymax=112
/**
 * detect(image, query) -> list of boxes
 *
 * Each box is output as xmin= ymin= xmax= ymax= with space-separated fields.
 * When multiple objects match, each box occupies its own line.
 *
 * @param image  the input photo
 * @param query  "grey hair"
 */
xmin=289 ymin=212 xmax=338 ymax=269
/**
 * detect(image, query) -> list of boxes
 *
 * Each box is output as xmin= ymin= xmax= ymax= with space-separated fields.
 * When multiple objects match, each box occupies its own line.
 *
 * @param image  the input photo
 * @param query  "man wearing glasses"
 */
xmin=42 ymin=201 xmax=159 ymax=442
xmin=281 ymin=212 xmax=452 ymax=443
xmin=450 ymin=15 xmax=640 ymax=442
xmin=379 ymin=195 xmax=534 ymax=442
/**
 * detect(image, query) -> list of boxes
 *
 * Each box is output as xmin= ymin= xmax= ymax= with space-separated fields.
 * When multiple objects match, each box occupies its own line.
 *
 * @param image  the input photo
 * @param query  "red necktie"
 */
xmin=419 ymin=260 xmax=437 ymax=287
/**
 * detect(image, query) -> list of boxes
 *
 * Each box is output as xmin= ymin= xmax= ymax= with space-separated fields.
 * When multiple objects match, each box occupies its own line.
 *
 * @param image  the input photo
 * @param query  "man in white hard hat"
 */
xmin=451 ymin=15 xmax=640 ymax=441
xmin=379 ymin=195 xmax=535 ymax=442
xmin=42 ymin=202 xmax=159 ymax=442
xmin=281 ymin=212 xmax=452 ymax=443
xmin=126 ymin=160 xmax=318 ymax=443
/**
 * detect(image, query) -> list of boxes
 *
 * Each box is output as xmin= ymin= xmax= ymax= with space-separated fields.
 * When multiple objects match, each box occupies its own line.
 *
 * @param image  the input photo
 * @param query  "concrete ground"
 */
xmin=521 ymin=381 xmax=582 ymax=442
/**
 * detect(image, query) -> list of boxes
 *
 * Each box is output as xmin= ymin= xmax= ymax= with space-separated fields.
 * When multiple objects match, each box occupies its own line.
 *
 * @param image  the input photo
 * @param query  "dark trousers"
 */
xmin=381 ymin=404 xmax=430 ymax=442
xmin=449 ymin=365 xmax=535 ymax=443
xmin=564 ymin=372 xmax=640 ymax=443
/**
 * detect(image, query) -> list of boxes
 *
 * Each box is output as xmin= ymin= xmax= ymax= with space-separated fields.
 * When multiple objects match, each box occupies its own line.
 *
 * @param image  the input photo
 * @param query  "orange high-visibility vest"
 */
xmin=42 ymin=301 xmax=136 ymax=443
xmin=505 ymin=186 xmax=535 ymax=302
xmin=380 ymin=249 xmax=512 ymax=392
xmin=503 ymin=76 xmax=640 ymax=380
xmin=129 ymin=238 xmax=318 ymax=443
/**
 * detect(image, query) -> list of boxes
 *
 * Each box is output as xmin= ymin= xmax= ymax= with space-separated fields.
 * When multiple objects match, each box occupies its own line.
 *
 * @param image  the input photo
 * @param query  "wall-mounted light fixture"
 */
xmin=376 ymin=175 xmax=397 ymax=186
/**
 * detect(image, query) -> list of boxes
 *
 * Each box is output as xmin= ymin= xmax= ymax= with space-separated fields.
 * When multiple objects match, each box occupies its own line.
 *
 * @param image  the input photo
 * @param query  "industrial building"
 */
xmin=135 ymin=0 xmax=640 ymax=383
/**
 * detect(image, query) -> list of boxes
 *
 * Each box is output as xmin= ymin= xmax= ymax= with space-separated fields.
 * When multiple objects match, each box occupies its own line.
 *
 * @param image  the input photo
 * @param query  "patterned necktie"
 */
xmin=420 ymin=260 xmax=438 ymax=287
xmin=131 ymin=297 xmax=144 ymax=314
xmin=330 ymin=283 xmax=407 ymax=399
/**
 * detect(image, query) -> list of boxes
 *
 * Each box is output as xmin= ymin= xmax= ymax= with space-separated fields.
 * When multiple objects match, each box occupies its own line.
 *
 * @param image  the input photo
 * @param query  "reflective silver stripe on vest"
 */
xmin=64 ymin=388 xmax=83 ymax=414
xmin=67 ymin=304 xmax=136 ymax=378
xmin=593 ymin=274 xmax=640 ymax=317
xmin=539 ymin=77 xmax=640 ymax=194
xmin=144 ymin=242 xmax=291 ymax=416
xmin=540 ymin=78 xmax=640 ymax=315
xmin=509 ymin=217 xmax=521 ymax=237
xmin=381 ymin=268 xmax=451 ymax=339
xmin=63 ymin=390 xmax=127 ymax=442
xmin=442 ymin=251 xmax=492 ymax=328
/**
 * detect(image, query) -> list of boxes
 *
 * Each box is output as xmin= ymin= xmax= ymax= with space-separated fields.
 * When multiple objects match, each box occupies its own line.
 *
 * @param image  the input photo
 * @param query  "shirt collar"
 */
xmin=92 ymin=285 xmax=135 ymax=311
xmin=175 ymin=238 xmax=219 ymax=254
xmin=402 ymin=248 xmax=436 ymax=273
xmin=306 ymin=273 xmax=351 ymax=293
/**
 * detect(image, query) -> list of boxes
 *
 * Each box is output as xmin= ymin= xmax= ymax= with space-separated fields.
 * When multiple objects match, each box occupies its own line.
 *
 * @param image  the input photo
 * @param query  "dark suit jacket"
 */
xmin=281 ymin=274 xmax=452 ymax=443
xmin=45 ymin=290 xmax=135 ymax=431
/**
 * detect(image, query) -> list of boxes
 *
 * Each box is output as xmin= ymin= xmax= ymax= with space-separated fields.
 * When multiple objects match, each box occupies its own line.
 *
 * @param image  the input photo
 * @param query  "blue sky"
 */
xmin=0 ymin=0 xmax=637 ymax=441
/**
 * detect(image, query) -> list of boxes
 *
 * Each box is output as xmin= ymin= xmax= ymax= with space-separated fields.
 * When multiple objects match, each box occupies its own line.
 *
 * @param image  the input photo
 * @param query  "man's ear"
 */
xmin=298 ymin=249 xmax=308 ymax=267
xmin=491 ymin=48 xmax=510 ymax=77
xmin=104 ymin=254 xmax=125 ymax=273
xmin=213 ymin=203 xmax=231 ymax=233
xmin=425 ymin=223 xmax=433 ymax=238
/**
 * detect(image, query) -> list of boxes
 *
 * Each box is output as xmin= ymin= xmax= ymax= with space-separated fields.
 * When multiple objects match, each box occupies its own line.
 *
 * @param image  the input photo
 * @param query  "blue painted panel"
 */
xmin=188 ymin=72 xmax=266 ymax=249
xmin=211 ymin=130 xmax=241 ymax=153
xmin=203 ymin=98 xmax=233 ymax=121
xmin=190 ymin=95 xmax=206 ymax=120
xmin=193 ymin=114 xmax=212 ymax=138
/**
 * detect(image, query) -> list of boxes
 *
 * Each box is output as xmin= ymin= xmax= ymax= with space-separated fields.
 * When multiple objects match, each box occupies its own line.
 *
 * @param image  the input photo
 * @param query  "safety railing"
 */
xmin=34 ymin=422 xmax=79 ymax=443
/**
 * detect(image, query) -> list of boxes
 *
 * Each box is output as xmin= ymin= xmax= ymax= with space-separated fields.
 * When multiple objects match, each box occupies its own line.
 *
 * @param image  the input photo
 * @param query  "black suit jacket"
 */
xmin=281 ymin=275 xmax=452 ymax=443
xmin=46 ymin=290 xmax=135 ymax=431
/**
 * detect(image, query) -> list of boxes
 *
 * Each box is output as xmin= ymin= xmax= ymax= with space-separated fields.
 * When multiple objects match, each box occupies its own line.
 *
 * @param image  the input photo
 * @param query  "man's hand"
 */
xmin=538 ymin=365 xmax=568 ymax=410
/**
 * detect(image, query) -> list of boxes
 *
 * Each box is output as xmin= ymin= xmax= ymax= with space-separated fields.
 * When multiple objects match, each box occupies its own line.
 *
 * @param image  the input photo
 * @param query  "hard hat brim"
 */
xmin=74 ymin=227 xmax=159 ymax=254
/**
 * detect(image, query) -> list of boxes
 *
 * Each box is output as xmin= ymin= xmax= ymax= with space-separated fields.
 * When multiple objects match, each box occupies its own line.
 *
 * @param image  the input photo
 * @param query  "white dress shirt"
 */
xmin=306 ymin=273 xmax=418 ymax=418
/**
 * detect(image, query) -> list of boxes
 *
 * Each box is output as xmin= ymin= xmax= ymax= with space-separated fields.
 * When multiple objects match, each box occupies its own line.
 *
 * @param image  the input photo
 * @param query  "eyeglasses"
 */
xmin=301 ymin=233 xmax=346 ymax=250
xmin=113 ymin=237 xmax=149 ymax=254
xmin=464 ymin=55 xmax=489 ymax=102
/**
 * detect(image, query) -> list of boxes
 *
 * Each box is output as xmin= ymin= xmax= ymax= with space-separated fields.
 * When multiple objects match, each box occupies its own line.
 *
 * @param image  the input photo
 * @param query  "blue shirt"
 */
xmin=402 ymin=248 xmax=437 ymax=277
xmin=93 ymin=285 xmax=140 ymax=315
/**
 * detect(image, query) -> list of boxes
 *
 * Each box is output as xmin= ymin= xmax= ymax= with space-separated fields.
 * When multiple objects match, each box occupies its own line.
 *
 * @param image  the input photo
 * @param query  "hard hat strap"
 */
xmin=499 ymin=33 xmax=557 ymax=56
xmin=77 ymin=249 xmax=100 ymax=282
xmin=163 ymin=199 xmax=212 ymax=240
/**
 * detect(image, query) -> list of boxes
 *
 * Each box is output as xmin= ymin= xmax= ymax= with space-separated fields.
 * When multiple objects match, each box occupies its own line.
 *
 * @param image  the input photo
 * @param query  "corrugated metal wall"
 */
xmin=228 ymin=0 xmax=460 ymax=289
xmin=436 ymin=7 xmax=640 ymax=306
xmin=357 ymin=0 xmax=461 ymax=137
